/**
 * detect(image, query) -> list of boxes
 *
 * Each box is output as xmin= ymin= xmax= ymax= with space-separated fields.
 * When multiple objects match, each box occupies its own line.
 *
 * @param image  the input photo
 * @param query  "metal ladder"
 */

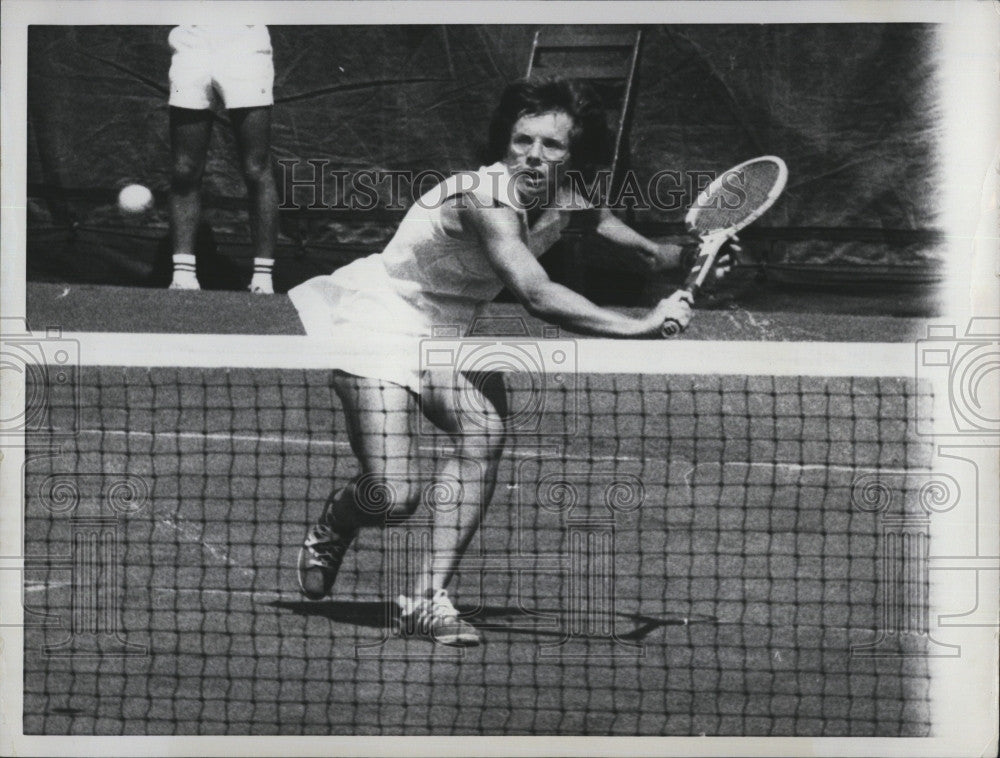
xmin=526 ymin=28 xmax=644 ymax=291
xmin=527 ymin=28 xmax=643 ymax=209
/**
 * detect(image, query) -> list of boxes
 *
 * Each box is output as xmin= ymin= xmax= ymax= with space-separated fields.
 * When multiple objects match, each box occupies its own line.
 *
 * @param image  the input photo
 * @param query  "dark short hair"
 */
xmin=485 ymin=77 xmax=611 ymax=183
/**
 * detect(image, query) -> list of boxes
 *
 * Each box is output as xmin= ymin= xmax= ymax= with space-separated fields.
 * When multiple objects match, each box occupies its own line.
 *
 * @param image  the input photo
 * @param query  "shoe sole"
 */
xmin=397 ymin=619 xmax=481 ymax=647
xmin=433 ymin=633 xmax=482 ymax=647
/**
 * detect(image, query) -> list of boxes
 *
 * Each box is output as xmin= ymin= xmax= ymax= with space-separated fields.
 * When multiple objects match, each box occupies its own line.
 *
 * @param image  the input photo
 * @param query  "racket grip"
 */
xmin=660 ymin=318 xmax=682 ymax=337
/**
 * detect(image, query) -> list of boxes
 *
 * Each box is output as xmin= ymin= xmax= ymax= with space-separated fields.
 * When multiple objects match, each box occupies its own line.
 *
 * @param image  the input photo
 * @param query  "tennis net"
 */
xmin=21 ymin=333 xmax=934 ymax=736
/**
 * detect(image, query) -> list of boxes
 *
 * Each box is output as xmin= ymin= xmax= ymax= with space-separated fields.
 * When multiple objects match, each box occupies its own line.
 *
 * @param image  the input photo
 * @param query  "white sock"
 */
xmin=250 ymin=257 xmax=274 ymax=294
xmin=170 ymin=253 xmax=199 ymax=288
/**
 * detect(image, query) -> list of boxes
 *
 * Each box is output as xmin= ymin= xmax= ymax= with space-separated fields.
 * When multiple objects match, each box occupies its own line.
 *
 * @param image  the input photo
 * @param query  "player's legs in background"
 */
xmin=168 ymin=106 xmax=212 ymax=289
xmin=297 ymin=373 xmax=421 ymax=600
xmin=230 ymin=105 xmax=278 ymax=294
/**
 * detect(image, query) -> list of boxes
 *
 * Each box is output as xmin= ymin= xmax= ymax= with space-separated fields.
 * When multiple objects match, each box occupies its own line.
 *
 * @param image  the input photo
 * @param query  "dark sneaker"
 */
xmin=397 ymin=589 xmax=481 ymax=647
xmin=297 ymin=521 xmax=356 ymax=600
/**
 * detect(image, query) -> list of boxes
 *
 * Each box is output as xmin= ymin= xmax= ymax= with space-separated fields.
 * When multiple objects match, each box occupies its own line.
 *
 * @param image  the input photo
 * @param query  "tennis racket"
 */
xmin=661 ymin=155 xmax=788 ymax=336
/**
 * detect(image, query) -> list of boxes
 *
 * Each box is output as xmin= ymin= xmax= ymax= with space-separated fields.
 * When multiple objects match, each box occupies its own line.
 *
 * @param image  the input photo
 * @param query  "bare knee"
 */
xmin=171 ymin=156 xmax=203 ymax=193
xmin=241 ymin=155 xmax=274 ymax=188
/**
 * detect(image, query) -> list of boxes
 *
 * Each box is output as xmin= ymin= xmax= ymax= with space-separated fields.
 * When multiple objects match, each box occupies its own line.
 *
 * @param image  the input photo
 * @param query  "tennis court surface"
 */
xmin=22 ymin=327 xmax=933 ymax=736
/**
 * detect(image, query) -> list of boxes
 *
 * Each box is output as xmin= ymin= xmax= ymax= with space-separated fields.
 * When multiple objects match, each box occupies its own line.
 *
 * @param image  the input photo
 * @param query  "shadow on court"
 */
xmin=269 ymin=598 xmax=716 ymax=642
xmin=268 ymin=599 xmax=396 ymax=629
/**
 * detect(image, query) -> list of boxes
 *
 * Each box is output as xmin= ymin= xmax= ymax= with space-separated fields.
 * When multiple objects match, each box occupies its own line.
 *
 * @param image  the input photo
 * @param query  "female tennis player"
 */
xmin=289 ymin=77 xmax=724 ymax=646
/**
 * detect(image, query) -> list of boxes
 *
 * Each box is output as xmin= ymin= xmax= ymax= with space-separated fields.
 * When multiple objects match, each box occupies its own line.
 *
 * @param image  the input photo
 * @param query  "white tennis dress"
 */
xmin=289 ymin=162 xmax=587 ymax=391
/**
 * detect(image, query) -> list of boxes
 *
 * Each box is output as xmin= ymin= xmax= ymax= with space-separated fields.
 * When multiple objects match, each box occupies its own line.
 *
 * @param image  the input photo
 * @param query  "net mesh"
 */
xmin=22 ymin=338 xmax=933 ymax=736
xmin=690 ymin=159 xmax=783 ymax=233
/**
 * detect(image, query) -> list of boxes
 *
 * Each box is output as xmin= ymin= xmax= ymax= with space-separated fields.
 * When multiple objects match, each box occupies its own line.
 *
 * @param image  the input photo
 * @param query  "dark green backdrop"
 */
xmin=27 ymin=24 xmax=943 ymax=295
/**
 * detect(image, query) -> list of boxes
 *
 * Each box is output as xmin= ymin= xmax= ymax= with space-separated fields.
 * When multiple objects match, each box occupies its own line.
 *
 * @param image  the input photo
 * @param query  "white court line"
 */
xmin=61 ymin=428 xmax=935 ymax=475
xmin=21 ymin=447 xmax=930 ymax=597
xmin=158 ymin=516 xmax=256 ymax=579
xmin=73 ymin=429 xmax=931 ymax=463
xmin=36 ymin=428 xmax=932 ymax=586
xmin=76 ymin=427 xmax=349 ymax=449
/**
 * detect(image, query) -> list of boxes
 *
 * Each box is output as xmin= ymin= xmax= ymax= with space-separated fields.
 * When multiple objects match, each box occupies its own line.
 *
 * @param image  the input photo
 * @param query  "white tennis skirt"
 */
xmin=289 ymin=257 xmax=441 ymax=393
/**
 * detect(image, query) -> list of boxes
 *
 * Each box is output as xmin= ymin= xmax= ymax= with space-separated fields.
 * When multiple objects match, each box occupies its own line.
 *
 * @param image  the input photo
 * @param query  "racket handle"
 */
xmin=686 ymin=231 xmax=730 ymax=292
xmin=660 ymin=287 xmax=697 ymax=337
xmin=660 ymin=318 xmax=682 ymax=337
xmin=661 ymin=232 xmax=729 ymax=338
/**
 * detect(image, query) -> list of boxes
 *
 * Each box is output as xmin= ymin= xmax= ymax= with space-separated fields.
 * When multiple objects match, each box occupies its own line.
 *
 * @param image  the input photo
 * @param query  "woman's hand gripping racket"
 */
xmin=661 ymin=155 xmax=788 ymax=337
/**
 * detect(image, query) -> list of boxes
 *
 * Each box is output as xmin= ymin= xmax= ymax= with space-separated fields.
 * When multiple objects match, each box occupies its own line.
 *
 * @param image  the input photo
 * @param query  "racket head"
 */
xmin=685 ymin=155 xmax=788 ymax=236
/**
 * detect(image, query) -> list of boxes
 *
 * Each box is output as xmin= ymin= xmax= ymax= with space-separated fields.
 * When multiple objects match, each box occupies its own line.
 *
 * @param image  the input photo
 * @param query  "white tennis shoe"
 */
xmin=397 ymin=589 xmax=481 ymax=647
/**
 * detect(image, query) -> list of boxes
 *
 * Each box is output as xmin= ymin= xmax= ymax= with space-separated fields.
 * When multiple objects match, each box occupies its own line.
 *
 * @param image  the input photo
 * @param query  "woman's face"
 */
xmin=503 ymin=110 xmax=574 ymax=204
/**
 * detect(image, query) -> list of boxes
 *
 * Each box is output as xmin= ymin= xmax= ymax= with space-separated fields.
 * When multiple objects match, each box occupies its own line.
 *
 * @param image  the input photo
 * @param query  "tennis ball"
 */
xmin=118 ymin=184 xmax=154 ymax=215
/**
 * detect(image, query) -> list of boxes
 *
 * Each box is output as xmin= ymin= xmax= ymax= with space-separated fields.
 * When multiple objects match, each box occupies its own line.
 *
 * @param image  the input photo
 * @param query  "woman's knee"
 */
xmin=422 ymin=373 xmax=508 ymax=445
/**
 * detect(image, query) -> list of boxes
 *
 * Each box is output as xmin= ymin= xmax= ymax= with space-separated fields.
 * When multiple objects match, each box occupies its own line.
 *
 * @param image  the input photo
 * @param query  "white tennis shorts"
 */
xmin=168 ymin=25 xmax=274 ymax=110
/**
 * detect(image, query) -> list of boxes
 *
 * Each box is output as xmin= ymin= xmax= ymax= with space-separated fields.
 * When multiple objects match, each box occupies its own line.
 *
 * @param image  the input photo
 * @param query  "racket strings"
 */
xmin=691 ymin=160 xmax=783 ymax=233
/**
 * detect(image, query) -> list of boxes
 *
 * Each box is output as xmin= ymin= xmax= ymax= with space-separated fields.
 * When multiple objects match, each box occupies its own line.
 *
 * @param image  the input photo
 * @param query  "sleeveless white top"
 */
xmin=289 ymin=162 xmax=588 ymax=391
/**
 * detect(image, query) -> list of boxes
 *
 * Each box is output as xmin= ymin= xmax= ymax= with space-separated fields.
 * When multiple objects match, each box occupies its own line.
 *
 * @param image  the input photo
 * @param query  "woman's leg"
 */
xmin=327 ymin=371 xmax=423 ymax=527
xmin=418 ymin=370 xmax=507 ymax=597
xmin=298 ymin=368 xmax=507 ymax=648
xmin=297 ymin=373 xmax=421 ymax=599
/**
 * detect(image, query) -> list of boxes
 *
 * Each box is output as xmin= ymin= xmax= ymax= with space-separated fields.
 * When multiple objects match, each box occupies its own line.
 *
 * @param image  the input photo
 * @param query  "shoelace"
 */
xmin=305 ymin=524 xmax=348 ymax=565
xmin=399 ymin=589 xmax=460 ymax=633
xmin=427 ymin=589 xmax=460 ymax=621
